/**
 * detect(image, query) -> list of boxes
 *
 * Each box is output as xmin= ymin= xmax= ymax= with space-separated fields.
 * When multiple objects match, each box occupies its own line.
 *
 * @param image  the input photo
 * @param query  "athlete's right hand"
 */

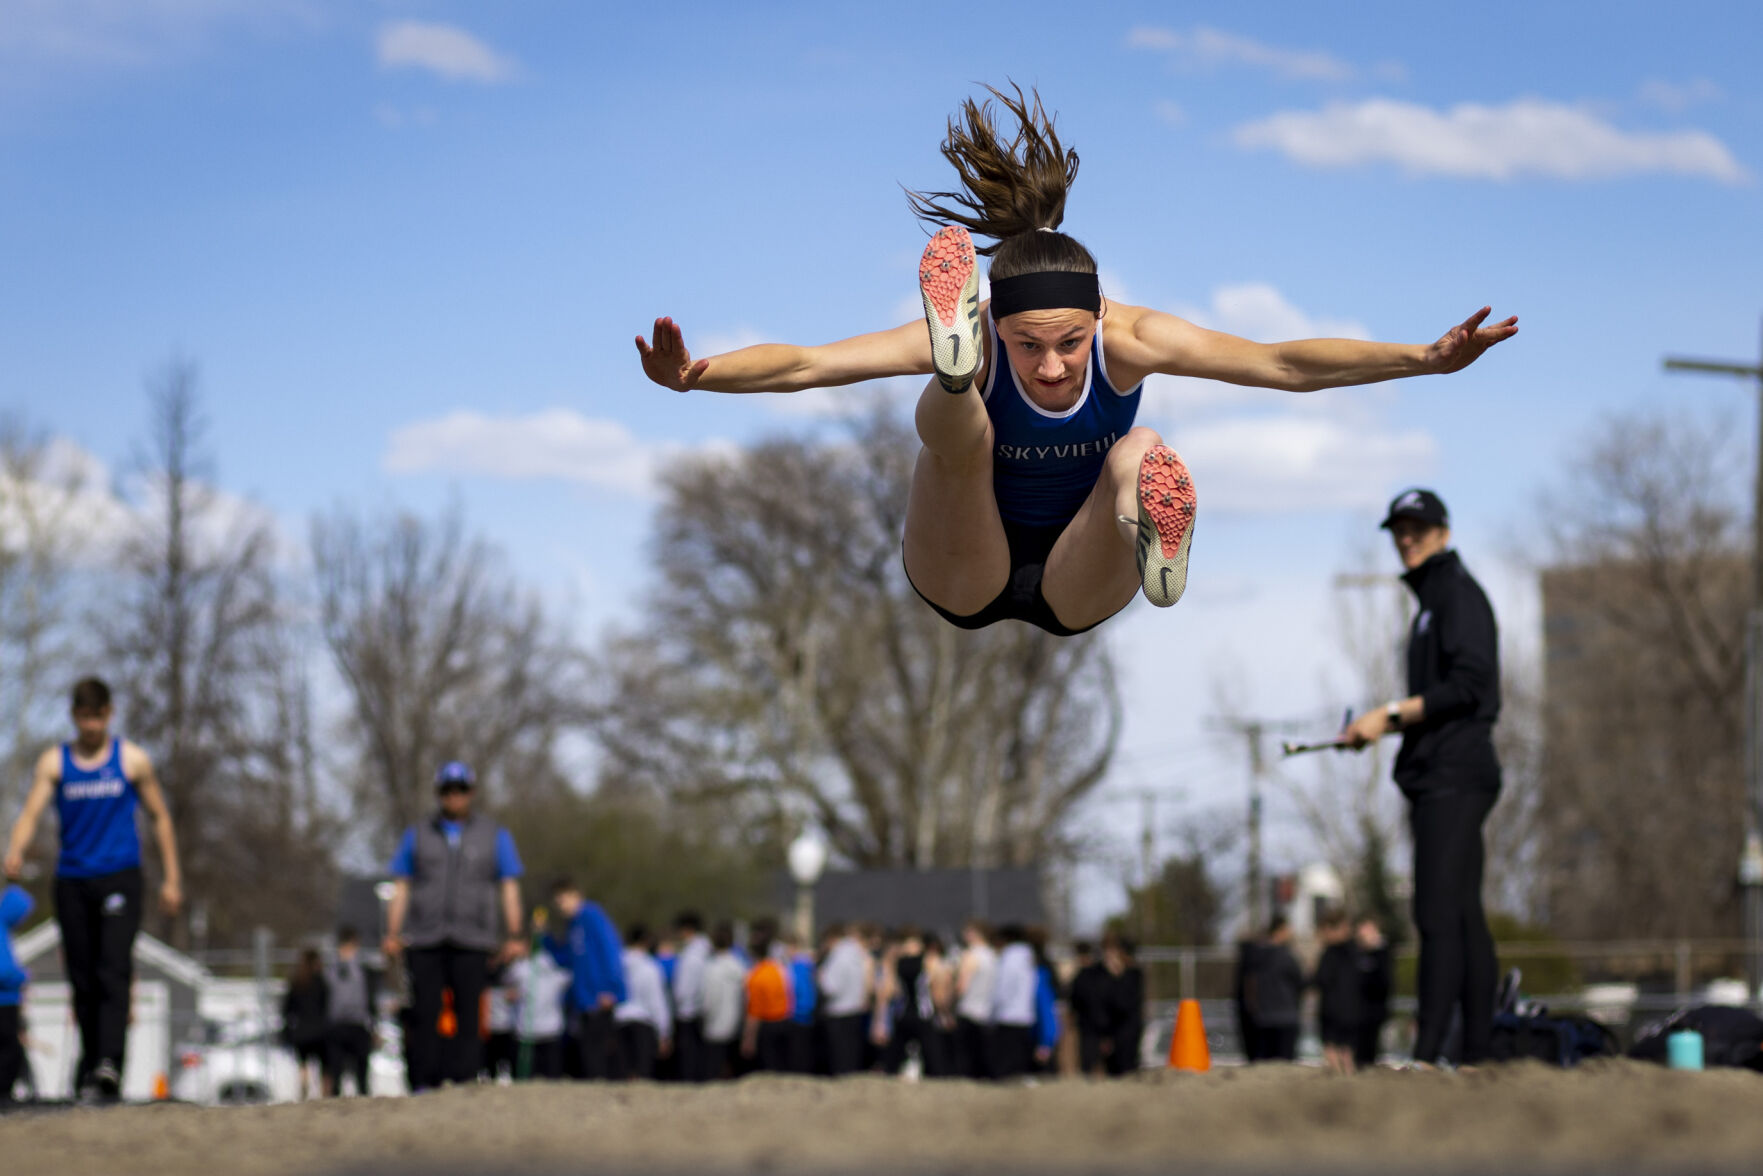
xmin=635 ymin=317 xmax=711 ymax=392
xmin=381 ymin=934 xmax=403 ymax=960
xmin=2 ymin=848 xmax=22 ymax=880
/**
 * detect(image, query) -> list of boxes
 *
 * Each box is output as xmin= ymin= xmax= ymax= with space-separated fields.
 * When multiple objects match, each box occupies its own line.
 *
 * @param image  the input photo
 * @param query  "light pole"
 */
xmin=788 ymin=832 xmax=828 ymax=947
xmin=1664 ymin=320 xmax=1763 ymax=1000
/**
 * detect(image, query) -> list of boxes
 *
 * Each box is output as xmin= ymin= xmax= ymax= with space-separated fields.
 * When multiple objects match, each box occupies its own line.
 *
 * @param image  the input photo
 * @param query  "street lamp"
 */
xmin=788 ymin=831 xmax=828 ymax=946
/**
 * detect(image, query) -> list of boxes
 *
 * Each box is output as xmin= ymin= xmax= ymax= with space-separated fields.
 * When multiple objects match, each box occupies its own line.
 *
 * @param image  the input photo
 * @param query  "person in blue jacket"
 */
xmin=545 ymin=877 xmax=625 ymax=1079
xmin=1 ymin=882 xmax=34 ymax=1103
xmin=786 ymin=930 xmax=819 ymax=1074
xmin=1030 ymin=928 xmax=1061 ymax=1074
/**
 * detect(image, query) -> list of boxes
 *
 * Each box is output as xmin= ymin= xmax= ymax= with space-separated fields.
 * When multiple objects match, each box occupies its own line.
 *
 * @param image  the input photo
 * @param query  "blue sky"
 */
xmin=4 ymin=1 xmax=1760 ymax=924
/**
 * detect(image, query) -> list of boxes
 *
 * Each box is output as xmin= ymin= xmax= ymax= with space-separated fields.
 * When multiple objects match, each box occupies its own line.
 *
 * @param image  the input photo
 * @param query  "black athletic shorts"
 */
xmin=905 ymin=517 xmax=1124 ymax=637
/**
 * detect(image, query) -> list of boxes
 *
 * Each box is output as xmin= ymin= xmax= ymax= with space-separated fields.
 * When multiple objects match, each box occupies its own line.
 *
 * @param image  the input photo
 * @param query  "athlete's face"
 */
xmin=71 ymin=704 xmax=112 ymax=749
xmin=1389 ymin=519 xmax=1451 ymax=571
xmin=438 ymin=784 xmax=474 ymax=819
xmin=996 ymin=308 xmax=1097 ymax=412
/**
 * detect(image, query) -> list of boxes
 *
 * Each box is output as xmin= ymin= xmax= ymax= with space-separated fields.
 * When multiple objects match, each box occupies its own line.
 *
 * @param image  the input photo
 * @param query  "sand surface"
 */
xmin=1 ymin=1061 xmax=1755 ymax=1175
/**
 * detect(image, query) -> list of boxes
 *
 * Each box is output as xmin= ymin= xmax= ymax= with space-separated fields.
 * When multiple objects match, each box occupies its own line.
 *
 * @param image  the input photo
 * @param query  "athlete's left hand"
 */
xmin=1425 ymin=307 xmax=1518 ymax=375
xmin=159 ymin=877 xmax=184 ymax=916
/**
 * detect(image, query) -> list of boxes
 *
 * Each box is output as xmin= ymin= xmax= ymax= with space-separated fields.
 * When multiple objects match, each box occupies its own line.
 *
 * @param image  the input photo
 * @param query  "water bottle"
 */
xmin=1666 ymin=1028 xmax=1704 ymax=1071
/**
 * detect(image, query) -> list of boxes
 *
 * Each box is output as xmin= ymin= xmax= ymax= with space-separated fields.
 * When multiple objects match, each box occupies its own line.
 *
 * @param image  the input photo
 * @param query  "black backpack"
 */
xmin=1629 ymin=1005 xmax=1763 ymax=1070
xmin=1486 ymin=967 xmax=1620 ymax=1068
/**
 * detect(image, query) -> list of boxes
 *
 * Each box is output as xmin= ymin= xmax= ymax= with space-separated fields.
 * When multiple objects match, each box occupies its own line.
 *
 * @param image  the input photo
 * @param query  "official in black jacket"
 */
xmin=1343 ymin=488 xmax=1500 ymax=1066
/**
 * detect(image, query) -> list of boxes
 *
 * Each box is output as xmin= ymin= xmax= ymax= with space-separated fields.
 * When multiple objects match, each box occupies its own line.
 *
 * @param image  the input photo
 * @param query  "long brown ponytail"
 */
xmin=906 ymin=83 xmax=1098 ymax=282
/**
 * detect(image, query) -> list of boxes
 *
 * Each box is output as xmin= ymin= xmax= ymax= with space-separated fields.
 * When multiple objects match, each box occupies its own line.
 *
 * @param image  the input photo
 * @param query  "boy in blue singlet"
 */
xmin=3 ymin=677 xmax=183 ymax=1101
xmin=637 ymin=85 xmax=1516 ymax=637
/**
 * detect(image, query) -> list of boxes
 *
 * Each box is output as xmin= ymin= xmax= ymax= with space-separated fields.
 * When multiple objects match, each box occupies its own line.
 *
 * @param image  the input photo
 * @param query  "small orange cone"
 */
xmin=1168 ymin=998 xmax=1211 ymax=1072
xmin=152 ymin=1072 xmax=170 ymax=1100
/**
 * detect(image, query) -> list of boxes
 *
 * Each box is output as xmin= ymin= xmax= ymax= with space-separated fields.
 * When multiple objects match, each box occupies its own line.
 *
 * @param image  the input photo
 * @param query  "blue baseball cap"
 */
xmin=434 ymin=761 xmax=476 ymax=789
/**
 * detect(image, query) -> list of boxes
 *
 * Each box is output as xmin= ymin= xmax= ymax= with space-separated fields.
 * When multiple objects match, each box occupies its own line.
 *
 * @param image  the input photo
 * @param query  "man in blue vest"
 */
xmin=4 ymin=677 xmax=184 ymax=1102
xmin=382 ymin=761 xmax=525 ymax=1090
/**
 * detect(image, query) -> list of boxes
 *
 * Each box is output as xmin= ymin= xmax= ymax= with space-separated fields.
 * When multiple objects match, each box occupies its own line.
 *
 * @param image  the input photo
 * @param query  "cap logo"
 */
xmin=1396 ymin=491 xmax=1423 ymax=511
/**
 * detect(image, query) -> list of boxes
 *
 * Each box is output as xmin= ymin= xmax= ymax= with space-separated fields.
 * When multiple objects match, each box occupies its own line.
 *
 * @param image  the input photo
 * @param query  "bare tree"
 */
xmin=591 ymin=409 xmax=1121 ymax=869
xmin=0 ymin=416 xmax=92 ymax=821
xmin=311 ymin=504 xmax=592 ymax=839
xmin=101 ymin=359 xmax=341 ymax=947
xmin=1532 ymin=408 xmax=1748 ymax=939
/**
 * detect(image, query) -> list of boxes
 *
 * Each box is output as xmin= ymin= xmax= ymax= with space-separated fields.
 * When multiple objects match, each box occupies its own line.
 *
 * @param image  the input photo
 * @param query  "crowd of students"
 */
xmin=472 ymin=898 xmax=1139 ymax=1084
xmin=338 ymin=883 xmax=1156 ymax=1087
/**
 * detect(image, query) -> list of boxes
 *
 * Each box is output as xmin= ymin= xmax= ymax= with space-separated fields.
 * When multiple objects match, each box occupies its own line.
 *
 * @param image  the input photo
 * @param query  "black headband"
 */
xmin=988 ymin=271 xmax=1101 ymax=320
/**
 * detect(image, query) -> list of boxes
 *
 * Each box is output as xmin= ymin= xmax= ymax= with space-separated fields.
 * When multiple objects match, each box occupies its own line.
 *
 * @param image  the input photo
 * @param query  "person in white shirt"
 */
xmin=817 ymin=923 xmax=873 ymax=1076
xmin=483 ymin=961 xmax=517 ymax=1083
xmin=954 ymin=920 xmax=997 ymax=1079
xmin=670 ymin=911 xmax=711 ymax=1082
xmin=506 ymin=942 xmax=571 ymax=1079
xmin=614 ymin=924 xmax=673 ymax=1080
xmin=989 ymin=924 xmax=1037 ymax=1080
xmin=699 ymin=922 xmax=747 ymax=1081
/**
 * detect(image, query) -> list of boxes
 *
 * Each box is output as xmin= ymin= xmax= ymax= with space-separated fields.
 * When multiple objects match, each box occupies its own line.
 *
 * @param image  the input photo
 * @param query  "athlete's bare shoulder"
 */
xmin=1100 ymin=301 xmax=1195 ymax=387
xmin=120 ymin=739 xmax=154 ymax=779
xmin=33 ymin=744 xmax=61 ymax=783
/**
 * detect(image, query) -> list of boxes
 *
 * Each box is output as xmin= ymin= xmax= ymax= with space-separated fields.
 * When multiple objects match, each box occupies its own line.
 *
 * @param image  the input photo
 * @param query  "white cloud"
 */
xmin=1174 ymin=282 xmax=1371 ymax=344
xmin=0 ymin=437 xmax=127 ymax=556
xmin=1637 ymin=77 xmax=1721 ymax=114
xmin=383 ymin=409 xmax=729 ymax=497
xmin=763 ymin=376 xmax=921 ymax=420
xmin=1234 ymin=97 xmax=1749 ymax=184
xmin=375 ymin=20 xmax=516 ymax=85
xmin=1 ymin=436 xmax=293 ymax=569
xmin=1128 ymin=25 xmax=1360 ymax=83
xmin=1173 ymin=413 xmax=1435 ymax=515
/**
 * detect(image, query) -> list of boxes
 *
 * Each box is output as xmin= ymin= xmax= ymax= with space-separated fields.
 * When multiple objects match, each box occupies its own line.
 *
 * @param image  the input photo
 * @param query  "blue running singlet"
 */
xmin=982 ymin=311 xmax=1142 ymax=527
xmin=56 ymin=738 xmax=141 ymax=879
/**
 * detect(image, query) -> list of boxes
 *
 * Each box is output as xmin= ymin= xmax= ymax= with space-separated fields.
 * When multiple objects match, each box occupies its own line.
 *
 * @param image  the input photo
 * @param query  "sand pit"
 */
xmin=1 ymin=1061 xmax=1756 ymax=1175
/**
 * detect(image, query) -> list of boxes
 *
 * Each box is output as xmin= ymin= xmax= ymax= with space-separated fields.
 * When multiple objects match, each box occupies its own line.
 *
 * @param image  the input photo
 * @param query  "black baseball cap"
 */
xmin=1380 ymin=488 xmax=1449 ymax=530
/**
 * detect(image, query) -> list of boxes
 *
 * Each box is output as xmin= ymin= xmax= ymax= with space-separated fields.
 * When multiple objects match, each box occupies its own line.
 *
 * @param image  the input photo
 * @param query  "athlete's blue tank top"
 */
xmin=56 ymin=738 xmax=141 ymax=879
xmin=983 ymin=312 xmax=1142 ymax=527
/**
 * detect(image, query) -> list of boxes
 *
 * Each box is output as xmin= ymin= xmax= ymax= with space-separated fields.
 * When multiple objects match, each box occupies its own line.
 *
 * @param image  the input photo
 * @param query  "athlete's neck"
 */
xmin=72 ymin=733 xmax=109 ymax=757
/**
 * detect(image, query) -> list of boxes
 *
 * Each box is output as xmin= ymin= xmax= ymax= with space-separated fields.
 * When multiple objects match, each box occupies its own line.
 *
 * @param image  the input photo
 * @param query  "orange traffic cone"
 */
xmin=152 ymin=1072 xmax=170 ymax=1101
xmin=1167 ymin=998 xmax=1211 ymax=1072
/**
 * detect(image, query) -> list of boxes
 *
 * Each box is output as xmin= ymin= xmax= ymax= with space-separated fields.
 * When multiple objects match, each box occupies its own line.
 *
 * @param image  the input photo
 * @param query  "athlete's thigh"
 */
xmin=1038 ymin=474 xmax=1141 ymax=631
xmin=903 ymin=384 xmax=1009 ymax=615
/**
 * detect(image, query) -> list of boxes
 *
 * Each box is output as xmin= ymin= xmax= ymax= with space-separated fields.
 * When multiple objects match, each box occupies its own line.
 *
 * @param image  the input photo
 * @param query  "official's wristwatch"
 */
xmin=1385 ymin=701 xmax=1403 ymax=731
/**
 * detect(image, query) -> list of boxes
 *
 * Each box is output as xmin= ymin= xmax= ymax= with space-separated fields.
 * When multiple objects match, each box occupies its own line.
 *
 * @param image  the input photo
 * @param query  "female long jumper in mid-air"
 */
xmin=636 ymin=86 xmax=1516 ymax=637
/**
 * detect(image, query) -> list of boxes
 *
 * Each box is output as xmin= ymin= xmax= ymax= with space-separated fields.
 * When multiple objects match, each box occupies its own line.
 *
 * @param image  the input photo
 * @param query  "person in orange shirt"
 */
xmin=741 ymin=919 xmax=793 ymax=1073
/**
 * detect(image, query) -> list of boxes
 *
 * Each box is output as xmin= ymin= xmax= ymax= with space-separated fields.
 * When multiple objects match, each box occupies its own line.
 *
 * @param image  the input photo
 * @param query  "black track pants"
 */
xmin=54 ymin=868 xmax=143 ymax=1081
xmin=406 ymin=945 xmax=489 ymax=1089
xmin=0 ymin=1005 xmax=21 ymax=1101
xmin=1409 ymin=786 xmax=1499 ymax=1064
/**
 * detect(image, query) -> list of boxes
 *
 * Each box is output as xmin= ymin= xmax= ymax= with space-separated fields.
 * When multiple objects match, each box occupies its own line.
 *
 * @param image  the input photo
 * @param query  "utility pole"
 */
xmin=1665 ymin=316 xmax=1763 ymax=999
xmin=1208 ymin=717 xmax=1309 ymax=933
xmin=1140 ymin=789 xmax=1156 ymax=942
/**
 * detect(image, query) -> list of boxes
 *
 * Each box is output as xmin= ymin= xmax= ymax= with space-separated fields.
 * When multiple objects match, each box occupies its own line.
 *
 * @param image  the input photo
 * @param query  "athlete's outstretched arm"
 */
xmin=1 ymin=750 xmax=57 ymax=879
xmin=635 ymin=316 xmax=932 ymax=394
xmin=1111 ymin=305 xmax=1518 ymax=393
